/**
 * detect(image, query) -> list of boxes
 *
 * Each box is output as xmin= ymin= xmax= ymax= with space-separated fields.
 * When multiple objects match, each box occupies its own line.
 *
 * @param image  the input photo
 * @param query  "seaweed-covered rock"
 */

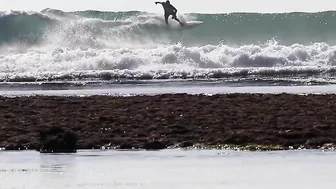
xmin=1 ymin=94 xmax=336 ymax=151
xmin=38 ymin=127 xmax=77 ymax=153
xmin=142 ymin=140 xmax=167 ymax=150
xmin=4 ymin=143 xmax=25 ymax=151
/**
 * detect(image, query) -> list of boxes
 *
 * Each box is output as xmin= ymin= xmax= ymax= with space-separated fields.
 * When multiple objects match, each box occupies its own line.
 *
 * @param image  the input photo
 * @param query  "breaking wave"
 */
xmin=2 ymin=9 xmax=336 ymax=84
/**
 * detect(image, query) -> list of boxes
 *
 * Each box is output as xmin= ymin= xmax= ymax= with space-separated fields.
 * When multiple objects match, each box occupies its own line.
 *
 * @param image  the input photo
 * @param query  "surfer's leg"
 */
xmin=164 ymin=14 xmax=169 ymax=25
xmin=172 ymin=14 xmax=184 ymax=25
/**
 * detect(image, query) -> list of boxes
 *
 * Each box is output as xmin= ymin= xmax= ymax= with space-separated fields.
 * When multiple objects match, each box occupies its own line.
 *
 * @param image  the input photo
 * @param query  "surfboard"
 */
xmin=165 ymin=20 xmax=203 ymax=30
xmin=181 ymin=21 xmax=203 ymax=29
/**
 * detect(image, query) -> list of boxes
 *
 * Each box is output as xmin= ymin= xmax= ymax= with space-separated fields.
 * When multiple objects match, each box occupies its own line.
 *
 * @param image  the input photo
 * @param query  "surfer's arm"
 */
xmin=171 ymin=5 xmax=178 ymax=12
xmin=155 ymin=2 xmax=163 ymax=5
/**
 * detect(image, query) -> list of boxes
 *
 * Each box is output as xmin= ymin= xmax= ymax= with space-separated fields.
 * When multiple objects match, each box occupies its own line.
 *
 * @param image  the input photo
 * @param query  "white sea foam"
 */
xmin=1 ymin=41 xmax=336 ymax=82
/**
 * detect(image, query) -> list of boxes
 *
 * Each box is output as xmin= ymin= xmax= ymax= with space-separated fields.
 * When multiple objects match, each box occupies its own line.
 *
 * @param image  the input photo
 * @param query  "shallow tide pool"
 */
xmin=1 ymin=149 xmax=335 ymax=189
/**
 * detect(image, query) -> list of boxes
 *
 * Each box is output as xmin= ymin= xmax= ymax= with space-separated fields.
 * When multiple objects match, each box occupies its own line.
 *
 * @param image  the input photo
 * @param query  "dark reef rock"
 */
xmin=38 ymin=127 xmax=78 ymax=153
xmin=1 ymin=94 xmax=336 ymax=151
xmin=4 ymin=143 xmax=25 ymax=151
xmin=142 ymin=140 xmax=168 ymax=150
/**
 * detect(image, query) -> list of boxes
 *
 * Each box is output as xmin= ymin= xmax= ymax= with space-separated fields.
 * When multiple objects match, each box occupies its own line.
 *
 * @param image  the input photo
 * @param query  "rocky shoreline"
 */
xmin=1 ymin=93 xmax=336 ymax=151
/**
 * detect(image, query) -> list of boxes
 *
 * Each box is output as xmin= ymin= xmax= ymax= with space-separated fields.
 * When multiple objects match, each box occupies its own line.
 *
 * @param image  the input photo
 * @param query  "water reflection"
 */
xmin=39 ymin=153 xmax=78 ymax=189
xmin=40 ymin=154 xmax=77 ymax=172
xmin=1 ymin=150 xmax=336 ymax=189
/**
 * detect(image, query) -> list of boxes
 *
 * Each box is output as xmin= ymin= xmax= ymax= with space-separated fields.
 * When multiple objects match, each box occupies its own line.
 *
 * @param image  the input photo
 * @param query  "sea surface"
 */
xmin=2 ymin=9 xmax=336 ymax=96
xmin=1 ymin=149 xmax=336 ymax=189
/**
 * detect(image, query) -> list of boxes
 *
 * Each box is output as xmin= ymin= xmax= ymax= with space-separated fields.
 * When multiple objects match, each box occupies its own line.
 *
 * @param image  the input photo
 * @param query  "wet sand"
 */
xmin=1 ymin=93 xmax=336 ymax=151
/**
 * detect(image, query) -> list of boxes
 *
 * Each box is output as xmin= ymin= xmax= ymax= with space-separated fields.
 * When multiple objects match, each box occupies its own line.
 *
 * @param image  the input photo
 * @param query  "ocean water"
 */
xmin=2 ymin=9 xmax=336 ymax=95
xmin=1 ymin=150 xmax=336 ymax=189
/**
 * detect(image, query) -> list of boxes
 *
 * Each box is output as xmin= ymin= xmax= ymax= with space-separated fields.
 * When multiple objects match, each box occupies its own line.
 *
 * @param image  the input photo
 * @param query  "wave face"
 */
xmin=2 ymin=9 xmax=336 ymax=85
xmin=3 ymin=9 xmax=336 ymax=46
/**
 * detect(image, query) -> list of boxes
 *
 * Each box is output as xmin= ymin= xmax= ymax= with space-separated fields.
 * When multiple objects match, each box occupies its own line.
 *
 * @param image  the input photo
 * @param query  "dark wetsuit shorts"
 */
xmin=165 ymin=11 xmax=177 ymax=20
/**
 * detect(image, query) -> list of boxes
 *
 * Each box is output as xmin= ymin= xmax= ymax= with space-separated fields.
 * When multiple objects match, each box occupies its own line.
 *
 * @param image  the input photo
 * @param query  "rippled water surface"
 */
xmin=1 ymin=150 xmax=336 ymax=189
xmin=2 ymin=83 xmax=336 ymax=97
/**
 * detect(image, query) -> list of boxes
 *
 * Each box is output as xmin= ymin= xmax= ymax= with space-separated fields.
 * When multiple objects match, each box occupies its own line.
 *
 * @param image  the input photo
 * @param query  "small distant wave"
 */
xmin=1 ymin=66 xmax=336 ymax=83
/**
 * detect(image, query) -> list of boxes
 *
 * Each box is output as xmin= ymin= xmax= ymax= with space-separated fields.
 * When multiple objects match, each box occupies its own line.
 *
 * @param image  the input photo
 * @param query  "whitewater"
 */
xmin=2 ymin=8 xmax=336 ymax=93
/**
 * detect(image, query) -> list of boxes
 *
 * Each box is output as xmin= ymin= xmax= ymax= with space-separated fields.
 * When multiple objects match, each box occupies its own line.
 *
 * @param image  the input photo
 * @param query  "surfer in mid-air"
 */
xmin=155 ymin=0 xmax=184 ymax=26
